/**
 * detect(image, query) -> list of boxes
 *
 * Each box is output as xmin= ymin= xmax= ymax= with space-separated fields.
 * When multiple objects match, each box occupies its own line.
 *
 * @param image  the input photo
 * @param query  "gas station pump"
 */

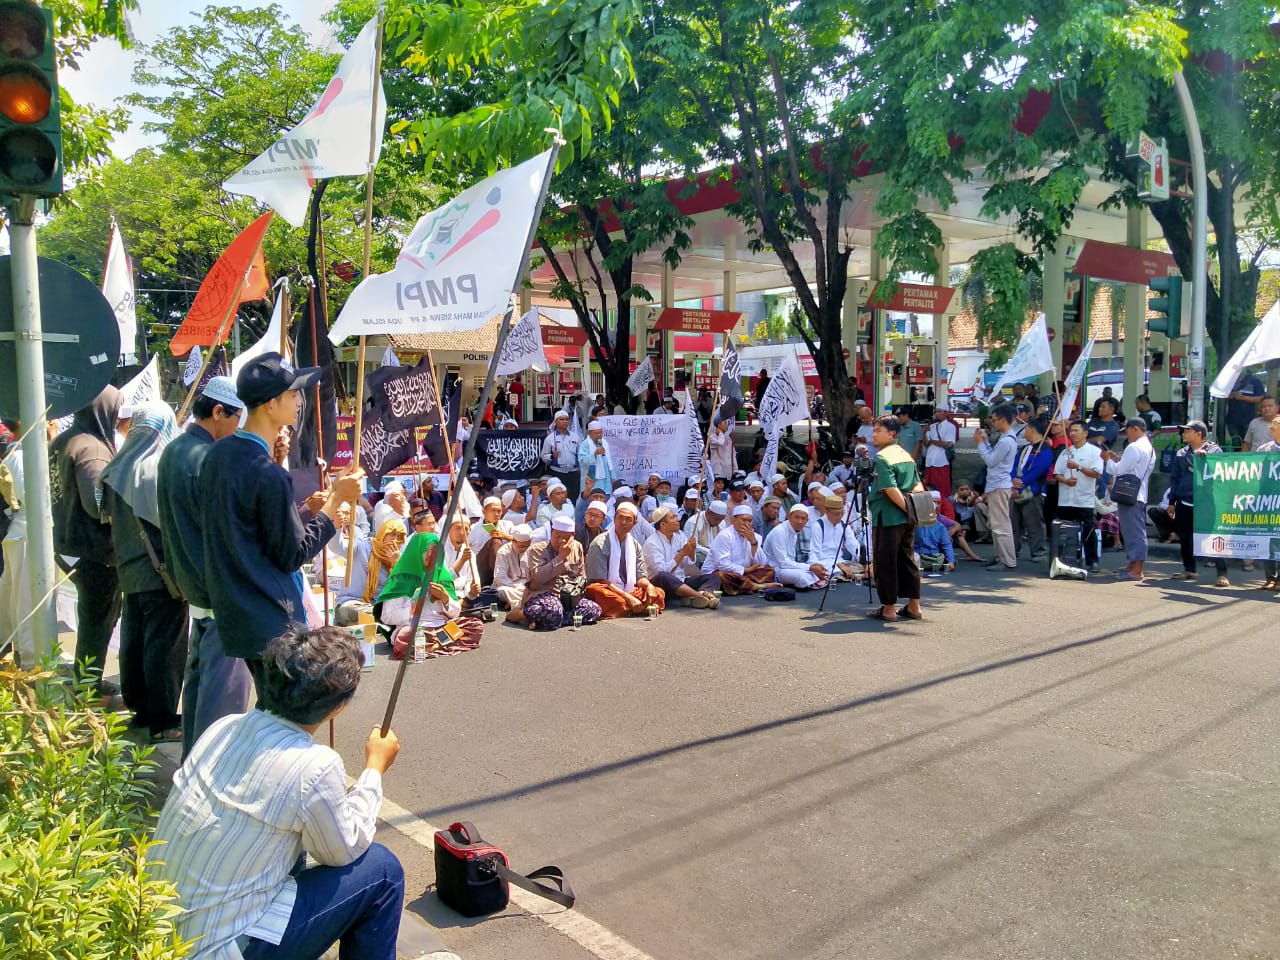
xmin=885 ymin=337 xmax=939 ymax=409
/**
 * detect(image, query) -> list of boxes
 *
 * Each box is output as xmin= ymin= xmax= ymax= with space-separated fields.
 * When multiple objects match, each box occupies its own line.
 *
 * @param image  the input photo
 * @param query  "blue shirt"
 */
xmin=1012 ymin=444 xmax=1055 ymax=496
xmin=914 ymin=520 xmax=954 ymax=563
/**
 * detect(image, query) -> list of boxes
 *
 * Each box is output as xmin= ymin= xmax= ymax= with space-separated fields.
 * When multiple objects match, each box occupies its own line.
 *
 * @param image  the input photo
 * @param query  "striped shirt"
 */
xmin=153 ymin=709 xmax=383 ymax=960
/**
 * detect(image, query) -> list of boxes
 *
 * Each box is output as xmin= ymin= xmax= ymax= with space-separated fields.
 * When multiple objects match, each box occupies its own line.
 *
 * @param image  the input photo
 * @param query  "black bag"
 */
xmin=1111 ymin=449 xmax=1154 ymax=506
xmin=761 ymin=587 xmax=796 ymax=602
xmin=433 ymin=821 xmax=575 ymax=918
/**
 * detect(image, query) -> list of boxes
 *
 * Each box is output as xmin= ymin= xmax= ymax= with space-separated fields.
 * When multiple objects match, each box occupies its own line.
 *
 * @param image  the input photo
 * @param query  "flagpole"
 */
xmin=381 ymin=141 xmax=561 ymax=735
xmin=279 ymin=280 xmax=291 ymax=358
xmin=346 ymin=5 xmax=387 ymax=585
xmin=425 ymin=349 xmax=460 ymax=491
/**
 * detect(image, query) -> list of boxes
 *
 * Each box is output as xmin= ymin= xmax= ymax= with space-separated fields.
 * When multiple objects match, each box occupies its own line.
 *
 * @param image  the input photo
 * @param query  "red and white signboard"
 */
xmin=652 ymin=308 xmax=742 ymax=334
xmin=541 ymin=324 xmax=588 ymax=347
xmin=865 ymin=283 xmax=958 ymax=315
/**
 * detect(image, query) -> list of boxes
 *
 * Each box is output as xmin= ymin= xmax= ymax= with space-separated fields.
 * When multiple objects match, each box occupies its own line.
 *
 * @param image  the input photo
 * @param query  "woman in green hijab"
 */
xmin=377 ymin=532 xmax=483 ymax=653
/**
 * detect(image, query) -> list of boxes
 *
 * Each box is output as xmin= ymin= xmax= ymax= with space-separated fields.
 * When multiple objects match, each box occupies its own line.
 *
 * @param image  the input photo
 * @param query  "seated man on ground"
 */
xmin=707 ymin=504 xmax=780 ymax=595
xmin=809 ymin=495 xmax=866 ymax=581
xmin=684 ymin=497 xmax=727 ymax=567
xmin=764 ymin=503 xmax=828 ymax=589
xmin=585 ymin=502 xmax=665 ymax=617
xmin=536 ymin=479 xmax=576 ymax=528
xmin=914 ymin=508 xmax=957 ymax=573
xmin=468 ymin=496 xmax=514 ymax=585
xmin=493 ymin=524 xmax=534 ymax=623
xmin=642 ymin=506 xmax=721 ymax=608
xmin=754 ymin=495 xmax=782 ymax=537
xmin=522 ymin=515 xmax=602 ymax=630
xmin=154 ymin=624 xmax=403 ymax=960
xmin=378 ymin=531 xmax=485 ymax=649
xmin=335 ymin=518 xmax=406 ymax=626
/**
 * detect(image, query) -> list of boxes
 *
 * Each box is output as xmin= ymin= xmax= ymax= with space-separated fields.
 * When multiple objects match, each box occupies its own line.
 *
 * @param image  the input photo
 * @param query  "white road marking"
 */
xmin=378 ymin=796 xmax=659 ymax=960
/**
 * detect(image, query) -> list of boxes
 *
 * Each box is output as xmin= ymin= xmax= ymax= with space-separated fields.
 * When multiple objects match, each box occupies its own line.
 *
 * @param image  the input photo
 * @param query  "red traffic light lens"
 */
xmin=0 ymin=64 xmax=49 ymax=122
xmin=0 ymin=125 xmax=56 ymax=186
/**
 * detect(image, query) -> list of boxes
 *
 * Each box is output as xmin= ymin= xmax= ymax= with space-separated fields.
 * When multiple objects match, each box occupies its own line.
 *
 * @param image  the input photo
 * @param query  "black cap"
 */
xmin=236 ymin=352 xmax=322 ymax=408
xmin=1124 ymin=417 xmax=1148 ymax=431
xmin=1181 ymin=419 xmax=1210 ymax=435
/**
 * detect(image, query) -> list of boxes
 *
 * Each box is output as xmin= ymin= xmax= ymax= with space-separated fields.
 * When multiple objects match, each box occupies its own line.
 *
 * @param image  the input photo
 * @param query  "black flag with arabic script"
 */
xmin=366 ymin=354 xmax=441 ymax=433
xmin=717 ymin=339 xmax=743 ymax=423
xmin=418 ymin=381 xmax=461 ymax=469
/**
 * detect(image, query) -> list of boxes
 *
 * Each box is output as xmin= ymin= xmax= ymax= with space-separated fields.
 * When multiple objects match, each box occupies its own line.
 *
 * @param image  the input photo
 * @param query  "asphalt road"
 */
xmin=327 ymin=551 xmax=1280 ymax=960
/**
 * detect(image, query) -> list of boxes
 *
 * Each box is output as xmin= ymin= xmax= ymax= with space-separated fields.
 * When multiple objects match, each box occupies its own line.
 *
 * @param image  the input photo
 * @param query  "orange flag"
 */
xmin=171 ymin=212 xmax=273 ymax=356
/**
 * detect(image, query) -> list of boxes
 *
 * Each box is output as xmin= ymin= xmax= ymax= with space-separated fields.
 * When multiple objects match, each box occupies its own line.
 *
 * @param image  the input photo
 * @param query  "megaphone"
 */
xmin=1049 ymin=555 xmax=1088 ymax=581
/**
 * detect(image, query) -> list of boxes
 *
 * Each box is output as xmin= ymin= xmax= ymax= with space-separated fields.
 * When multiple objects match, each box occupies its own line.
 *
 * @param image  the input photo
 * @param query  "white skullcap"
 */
xmin=830 ymin=481 xmax=847 ymax=492
xmin=687 ymin=474 xmax=701 ymax=486
xmin=650 ymin=506 xmax=674 ymax=526
xmin=816 ymin=486 xmax=833 ymax=498
xmin=613 ymin=486 xmax=634 ymax=500
xmin=588 ymin=419 xmax=601 ymax=430
xmin=708 ymin=500 xmax=727 ymax=516
xmin=501 ymin=489 xmax=519 ymax=508
xmin=648 ymin=471 xmax=661 ymax=481
xmin=546 ymin=479 xmax=566 ymax=493
xmin=769 ymin=473 xmax=786 ymax=486
xmin=929 ymin=490 xmax=942 ymax=500
xmin=513 ymin=524 xmax=533 ymax=542
xmin=201 ymin=375 xmax=242 ymax=410
xmin=747 ymin=479 xmax=764 ymax=490
xmin=683 ymin=487 xmax=700 ymax=499
xmin=788 ymin=503 xmax=810 ymax=516
xmin=551 ymin=515 xmax=576 ymax=532
xmin=615 ymin=502 xmax=638 ymax=517
xmin=554 ymin=410 xmax=569 ymax=420
xmin=385 ymin=481 xmax=405 ymax=495
xmin=732 ymin=504 xmax=754 ymax=518
xmin=807 ymin=481 xmax=821 ymax=491
xmin=585 ymin=501 xmax=606 ymax=516
xmin=482 ymin=496 xmax=501 ymax=508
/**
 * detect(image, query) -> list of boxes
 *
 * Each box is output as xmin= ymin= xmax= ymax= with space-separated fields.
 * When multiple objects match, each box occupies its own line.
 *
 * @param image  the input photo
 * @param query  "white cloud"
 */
xmin=61 ymin=2 xmax=337 ymax=158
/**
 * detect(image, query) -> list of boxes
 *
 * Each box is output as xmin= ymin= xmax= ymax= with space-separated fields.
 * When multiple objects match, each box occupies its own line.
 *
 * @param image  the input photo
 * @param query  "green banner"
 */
xmin=1192 ymin=452 xmax=1280 ymax=560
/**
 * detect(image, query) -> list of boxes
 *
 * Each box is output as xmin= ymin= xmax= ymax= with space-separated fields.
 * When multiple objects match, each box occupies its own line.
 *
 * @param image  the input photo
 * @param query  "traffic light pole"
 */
xmin=9 ymin=195 xmax=57 ymax=664
xmin=1173 ymin=70 xmax=1208 ymax=423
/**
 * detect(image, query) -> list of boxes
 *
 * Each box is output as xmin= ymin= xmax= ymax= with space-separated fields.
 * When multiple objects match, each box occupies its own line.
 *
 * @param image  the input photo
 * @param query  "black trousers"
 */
xmin=872 ymin=522 xmax=919 ymax=606
xmin=1054 ymin=506 xmax=1100 ymax=567
xmin=1148 ymin=505 xmax=1177 ymax=542
xmin=1173 ymin=501 xmax=1225 ymax=574
xmin=119 ymin=589 xmax=189 ymax=736
xmin=71 ymin=560 xmax=122 ymax=691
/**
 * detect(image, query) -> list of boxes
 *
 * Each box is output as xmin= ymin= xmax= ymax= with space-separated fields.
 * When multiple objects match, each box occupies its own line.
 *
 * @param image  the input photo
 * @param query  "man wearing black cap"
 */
xmin=199 ymin=353 xmax=364 ymax=692
xmin=1165 ymin=420 xmax=1228 ymax=586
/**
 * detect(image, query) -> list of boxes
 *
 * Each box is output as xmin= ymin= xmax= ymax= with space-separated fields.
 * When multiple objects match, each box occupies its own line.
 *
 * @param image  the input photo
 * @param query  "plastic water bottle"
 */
xmin=412 ymin=627 xmax=427 ymax=663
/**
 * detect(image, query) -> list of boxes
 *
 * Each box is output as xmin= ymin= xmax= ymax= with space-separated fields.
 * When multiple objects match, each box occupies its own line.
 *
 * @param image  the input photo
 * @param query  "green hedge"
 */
xmin=0 ymin=661 xmax=191 ymax=959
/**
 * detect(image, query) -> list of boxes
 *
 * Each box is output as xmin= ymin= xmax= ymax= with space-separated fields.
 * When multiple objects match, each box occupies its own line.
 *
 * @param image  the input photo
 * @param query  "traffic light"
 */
xmin=1148 ymin=275 xmax=1183 ymax=339
xmin=0 ymin=0 xmax=61 ymax=198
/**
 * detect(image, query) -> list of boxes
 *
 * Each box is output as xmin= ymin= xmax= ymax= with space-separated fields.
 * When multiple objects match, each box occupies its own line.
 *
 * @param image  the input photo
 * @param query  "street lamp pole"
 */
xmin=1173 ymin=69 xmax=1208 ymax=423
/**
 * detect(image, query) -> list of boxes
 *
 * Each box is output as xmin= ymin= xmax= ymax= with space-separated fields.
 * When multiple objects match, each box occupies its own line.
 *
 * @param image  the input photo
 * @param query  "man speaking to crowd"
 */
xmin=200 ymin=354 xmax=364 ymax=694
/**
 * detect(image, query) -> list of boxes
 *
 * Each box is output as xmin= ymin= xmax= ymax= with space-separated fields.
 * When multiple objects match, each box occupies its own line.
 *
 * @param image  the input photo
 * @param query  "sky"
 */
xmin=61 ymin=1 xmax=335 ymax=157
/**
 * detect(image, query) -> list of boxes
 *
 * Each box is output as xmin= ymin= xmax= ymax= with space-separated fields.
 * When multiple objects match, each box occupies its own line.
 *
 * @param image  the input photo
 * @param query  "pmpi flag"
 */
xmin=1056 ymin=337 xmax=1096 ymax=422
xmin=170 ymin=213 xmax=274 ymax=356
xmin=224 ymin=17 xmax=386 ymax=227
xmin=988 ymin=313 xmax=1055 ymax=398
xmin=103 ymin=220 xmax=136 ymax=365
xmin=328 ymin=150 xmax=556 ymax=343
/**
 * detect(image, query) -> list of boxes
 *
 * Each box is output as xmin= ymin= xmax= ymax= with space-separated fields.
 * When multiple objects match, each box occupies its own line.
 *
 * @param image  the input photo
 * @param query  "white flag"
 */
xmin=329 ymin=150 xmax=555 ymax=343
xmin=224 ymin=17 xmax=386 ymax=227
xmin=380 ymin=344 xmax=400 ymax=367
xmin=1056 ymin=337 xmax=1096 ymax=422
xmin=103 ymin=221 xmax=137 ymax=365
xmin=756 ymin=352 xmax=807 ymax=431
xmin=626 ymin=356 xmax=655 ymax=396
xmin=760 ymin=425 xmax=782 ymax=481
xmin=232 ymin=283 xmax=289 ymax=378
xmin=683 ymin=389 xmax=703 ymax=475
xmin=1211 ymin=300 xmax=1280 ymax=398
xmin=182 ymin=346 xmax=203 ymax=386
xmin=496 ymin=307 xmax=549 ymax=375
xmin=118 ymin=355 xmax=160 ymax=416
xmin=989 ymin=314 xmax=1055 ymax=398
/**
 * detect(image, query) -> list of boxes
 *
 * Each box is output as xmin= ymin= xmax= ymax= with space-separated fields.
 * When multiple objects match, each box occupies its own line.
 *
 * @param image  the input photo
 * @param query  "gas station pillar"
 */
xmin=934 ymin=245 xmax=950 ymax=404
xmin=1042 ymin=240 xmax=1066 ymax=396
xmin=1123 ymin=208 xmax=1148 ymax=407
xmin=870 ymin=237 xmax=888 ymax=414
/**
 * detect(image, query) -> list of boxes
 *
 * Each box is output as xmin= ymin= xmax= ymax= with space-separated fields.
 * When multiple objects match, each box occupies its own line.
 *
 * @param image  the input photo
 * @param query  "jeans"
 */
xmin=182 ymin=616 xmax=253 ymax=758
xmin=241 ymin=843 xmax=404 ymax=960
xmin=71 ymin=560 xmax=122 ymax=691
xmin=119 ymin=589 xmax=188 ymax=737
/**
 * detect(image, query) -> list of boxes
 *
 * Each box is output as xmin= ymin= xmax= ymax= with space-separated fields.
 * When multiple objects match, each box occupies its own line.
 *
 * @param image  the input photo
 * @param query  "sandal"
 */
xmin=866 ymin=608 xmax=898 ymax=622
xmin=151 ymin=728 xmax=183 ymax=744
xmin=682 ymin=594 xmax=710 ymax=608
xmin=700 ymin=591 xmax=720 ymax=610
xmin=897 ymin=606 xmax=923 ymax=621
xmin=1261 ymin=579 xmax=1277 ymax=591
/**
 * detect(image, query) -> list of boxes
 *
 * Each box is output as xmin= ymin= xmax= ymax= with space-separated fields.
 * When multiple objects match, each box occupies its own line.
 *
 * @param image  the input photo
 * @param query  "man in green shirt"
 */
xmin=868 ymin=415 xmax=923 ymax=622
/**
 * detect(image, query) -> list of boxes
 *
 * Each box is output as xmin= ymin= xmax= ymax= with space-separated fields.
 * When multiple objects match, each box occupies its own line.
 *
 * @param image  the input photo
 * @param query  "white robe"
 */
xmin=643 ymin=529 xmax=701 ymax=583
xmin=764 ymin=523 xmax=820 ymax=588
xmin=706 ymin=526 xmax=766 ymax=576
xmin=492 ymin=541 xmax=531 ymax=609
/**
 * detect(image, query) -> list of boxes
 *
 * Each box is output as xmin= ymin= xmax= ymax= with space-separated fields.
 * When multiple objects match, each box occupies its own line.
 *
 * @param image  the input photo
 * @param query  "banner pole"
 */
xmin=345 ymin=7 xmax=386 ymax=586
xmin=380 ymin=142 xmax=561 ymax=734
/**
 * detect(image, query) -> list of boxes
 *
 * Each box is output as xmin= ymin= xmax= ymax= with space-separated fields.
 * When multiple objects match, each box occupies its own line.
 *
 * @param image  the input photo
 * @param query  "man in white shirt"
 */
xmin=745 ymin=478 xmax=767 ymax=524
xmin=977 ymin=403 xmax=1019 ymax=570
xmin=370 ymin=480 xmax=409 ymax=533
xmin=540 ymin=410 xmax=581 ymax=498
xmin=493 ymin=524 xmax=534 ymax=621
xmin=706 ymin=503 xmax=780 ymax=595
xmin=500 ymin=484 xmax=540 ymax=527
xmin=154 ymin=625 xmax=402 ymax=960
xmin=809 ymin=495 xmax=866 ymax=581
xmin=1103 ymin=418 xmax=1157 ymax=580
xmin=684 ymin=497 xmax=727 ymax=566
xmin=922 ymin=405 xmax=958 ymax=498
xmin=577 ymin=419 xmax=615 ymax=491
xmin=469 ymin=496 xmax=514 ymax=585
xmin=764 ymin=503 xmax=826 ymax=589
xmin=642 ymin=506 xmax=721 ymax=607
xmin=1053 ymin=419 xmax=1104 ymax=570
xmin=1241 ymin=395 xmax=1278 ymax=451
xmin=536 ymin=480 xmax=576 ymax=529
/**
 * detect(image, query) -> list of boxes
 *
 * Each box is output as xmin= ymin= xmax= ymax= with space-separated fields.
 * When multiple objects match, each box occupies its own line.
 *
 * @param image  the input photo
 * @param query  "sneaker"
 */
xmin=1215 ymin=576 xmax=1230 ymax=588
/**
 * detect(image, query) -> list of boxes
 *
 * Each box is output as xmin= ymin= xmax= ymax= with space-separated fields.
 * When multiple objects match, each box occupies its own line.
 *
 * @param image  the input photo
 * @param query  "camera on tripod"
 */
xmin=850 ymin=444 xmax=876 ymax=483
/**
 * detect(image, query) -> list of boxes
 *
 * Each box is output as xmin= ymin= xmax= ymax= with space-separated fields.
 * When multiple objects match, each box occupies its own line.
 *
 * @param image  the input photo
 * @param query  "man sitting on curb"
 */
xmin=154 ymin=624 xmax=403 ymax=960
xmin=707 ymin=504 xmax=781 ymax=595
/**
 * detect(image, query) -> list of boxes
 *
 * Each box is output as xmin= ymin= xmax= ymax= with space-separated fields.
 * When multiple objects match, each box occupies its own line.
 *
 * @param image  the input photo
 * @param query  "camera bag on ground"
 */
xmin=434 ymin=821 xmax=575 ymax=917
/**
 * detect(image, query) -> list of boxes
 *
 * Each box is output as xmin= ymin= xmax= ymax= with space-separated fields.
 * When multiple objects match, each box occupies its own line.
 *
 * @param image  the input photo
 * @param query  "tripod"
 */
xmin=817 ymin=472 xmax=875 ymax=612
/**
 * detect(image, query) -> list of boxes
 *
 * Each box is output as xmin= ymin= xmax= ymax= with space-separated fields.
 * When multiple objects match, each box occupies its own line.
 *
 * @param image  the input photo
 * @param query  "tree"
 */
xmin=650 ymin=0 xmax=874 ymax=433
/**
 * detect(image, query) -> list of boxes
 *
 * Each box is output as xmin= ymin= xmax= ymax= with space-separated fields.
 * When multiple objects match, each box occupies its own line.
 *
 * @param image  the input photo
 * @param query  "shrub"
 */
xmin=0 ymin=659 xmax=191 ymax=959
